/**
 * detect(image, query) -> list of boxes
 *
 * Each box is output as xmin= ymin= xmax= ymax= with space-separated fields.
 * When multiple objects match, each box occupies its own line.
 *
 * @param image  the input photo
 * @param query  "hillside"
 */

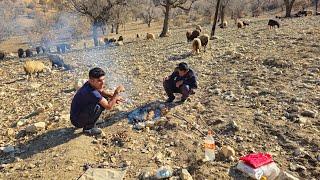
xmin=0 ymin=15 xmax=320 ymax=179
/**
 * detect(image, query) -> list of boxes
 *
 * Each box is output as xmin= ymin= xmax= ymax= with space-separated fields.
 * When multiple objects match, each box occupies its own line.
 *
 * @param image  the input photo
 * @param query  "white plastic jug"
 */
xmin=236 ymin=161 xmax=280 ymax=180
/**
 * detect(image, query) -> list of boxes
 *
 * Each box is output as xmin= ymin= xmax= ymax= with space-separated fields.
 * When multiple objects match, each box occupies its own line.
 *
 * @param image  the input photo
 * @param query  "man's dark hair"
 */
xmin=177 ymin=62 xmax=189 ymax=71
xmin=89 ymin=67 xmax=105 ymax=79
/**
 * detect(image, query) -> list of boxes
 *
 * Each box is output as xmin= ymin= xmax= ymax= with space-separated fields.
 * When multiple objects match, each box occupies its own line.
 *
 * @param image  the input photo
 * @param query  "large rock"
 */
xmin=25 ymin=122 xmax=46 ymax=133
xmin=278 ymin=171 xmax=299 ymax=180
xmin=301 ymin=110 xmax=317 ymax=118
xmin=180 ymin=169 xmax=193 ymax=180
xmin=0 ymin=145 xmax=15 ymax=153
xmin=74 ymin=79 xmax=87 ymax=90
xmin=78 ymin=168 xmax=127 ymax=180
xmin=221 ymin=145 xmax=236 ymax=158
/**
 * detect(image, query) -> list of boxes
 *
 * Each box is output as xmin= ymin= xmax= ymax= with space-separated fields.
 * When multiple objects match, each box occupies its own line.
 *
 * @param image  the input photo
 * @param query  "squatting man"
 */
xmin=70 ymin=67 xmax=125 ymax=135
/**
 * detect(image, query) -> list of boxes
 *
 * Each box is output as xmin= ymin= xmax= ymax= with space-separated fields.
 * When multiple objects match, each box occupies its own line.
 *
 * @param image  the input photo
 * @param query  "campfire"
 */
xmin=127 ymin=101 xmax=169 ymax=129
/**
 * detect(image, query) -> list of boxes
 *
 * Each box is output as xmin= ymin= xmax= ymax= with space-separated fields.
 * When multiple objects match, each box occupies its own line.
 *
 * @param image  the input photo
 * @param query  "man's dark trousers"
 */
xmin=163 ymin=79 xmax=191 ymax=100
xmin=71 ymin=104 xmax=104 ymax=130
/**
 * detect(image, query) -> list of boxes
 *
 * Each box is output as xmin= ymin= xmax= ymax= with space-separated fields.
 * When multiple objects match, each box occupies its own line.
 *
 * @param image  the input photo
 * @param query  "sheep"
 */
xmin=118 ymin=36 xmax=123 ymax=41
xmin=242 ymin=20 xmax=250 ymax=26
xmin=41 ymin=46 xmax=48 ymax=53
xmin=18 ymin=48 xmax=24 ymax=58
xmin=0 ymin=51 xmax=5 ymax=60
xmin=186 ymin=31 xmax=192 ymax=42
xmin=186 ymin=30 xmax=200 ymax=42
xmin=25 ymin=49 xmax=33 ymax=57
xmin=146 ymin=33 xmax=155 ymax=40
xmin=23 ymin=61 xmax=51 ymax=79
xmin=48 ymin=54 xmax=72 ymax=70
xmin=219 ymin=21 xmax=228 ymax=28
xmin=268 ymin=19 xmax=280 ymax=29
xmin=237 ymin=21 xmax=244 ymax=28
xmin=36 ymin=46 xmax=42 ymax=54
xmin=223 ymin=21 xmax=228 ymax=27
xmin=195 ymin=25 xmax=202 ymax=32
xmin=115 ymin=41 xmax=124 ymax=46
xmin=103 ymin=38 xmax=108 ymax=45
xmin=198 ymin=34 xmax=209 ymax=52
xmin=108 ymin=38 xmax=117 ymax=43
xmin=192 ymin=38 xmax=201 ymax=54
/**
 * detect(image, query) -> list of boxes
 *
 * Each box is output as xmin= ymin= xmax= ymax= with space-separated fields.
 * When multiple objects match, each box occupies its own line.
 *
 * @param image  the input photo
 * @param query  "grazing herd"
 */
xmin=0 ymin=11 xmax=316 ymax=81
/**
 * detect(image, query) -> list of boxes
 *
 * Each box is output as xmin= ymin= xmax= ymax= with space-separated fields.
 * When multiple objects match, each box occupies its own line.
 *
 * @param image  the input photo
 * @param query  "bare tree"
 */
xmin=141 ymin=0 xmax=161 ymax=27
xmin=155 ymin=0 xmax=197 ymax=37
xmin=219 ymin=0 xmax=231 ymax=27
xmin=284 ymin=0 xmax=296 ymax=17
xmin=211 ymin=0 xmax=221 ymax=38
xmin=251 ymin=0 xmax=265 ymax=17
xmin=0 ymin=1 xmax=18 ymax=42
xmin=316 ymin=0 xmax=319 ymax=12
xmin=68 ymin=0 xmax=126 ymax=46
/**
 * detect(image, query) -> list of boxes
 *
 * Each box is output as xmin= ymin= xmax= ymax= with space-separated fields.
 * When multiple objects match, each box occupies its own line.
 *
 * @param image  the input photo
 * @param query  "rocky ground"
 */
xmin=0 ymin=16 xmax=320 ymax=180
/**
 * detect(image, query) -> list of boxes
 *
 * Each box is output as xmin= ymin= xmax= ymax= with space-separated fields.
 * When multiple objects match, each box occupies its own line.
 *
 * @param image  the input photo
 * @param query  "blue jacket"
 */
xmin=169 ymin=69 xmax=198 ymax=89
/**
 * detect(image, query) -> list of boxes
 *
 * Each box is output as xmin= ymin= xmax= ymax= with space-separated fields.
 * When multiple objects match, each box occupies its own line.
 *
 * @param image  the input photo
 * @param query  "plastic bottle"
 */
xmin=204 ymin=130 xmax=215 ymax=161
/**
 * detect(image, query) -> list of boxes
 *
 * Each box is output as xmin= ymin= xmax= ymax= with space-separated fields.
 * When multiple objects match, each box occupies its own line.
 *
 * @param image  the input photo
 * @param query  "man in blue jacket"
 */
xmin=163 ymin=62 xmax=198 ymax=103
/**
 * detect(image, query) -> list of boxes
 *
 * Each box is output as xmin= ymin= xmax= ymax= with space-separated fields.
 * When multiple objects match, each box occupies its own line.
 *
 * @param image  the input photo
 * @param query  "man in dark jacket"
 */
xmin=163 ymin=62 xmax=198 ymax=103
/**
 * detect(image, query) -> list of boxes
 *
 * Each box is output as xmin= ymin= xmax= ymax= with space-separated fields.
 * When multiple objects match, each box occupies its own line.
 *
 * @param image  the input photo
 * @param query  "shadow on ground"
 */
xmin=1 ymin=127 xmax=80 ymax=164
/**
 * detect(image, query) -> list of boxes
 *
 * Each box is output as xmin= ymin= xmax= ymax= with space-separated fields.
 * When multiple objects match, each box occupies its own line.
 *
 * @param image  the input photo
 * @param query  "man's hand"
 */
xmin=176 ymin=80 xmax=183 ymax=88
xmin=115 ymin=85 xmax=125 ymax=94
xmin=163 ymin=76 xmax=169 ymax=81
xmin=115 ymin=96 xmax=125 ymax=104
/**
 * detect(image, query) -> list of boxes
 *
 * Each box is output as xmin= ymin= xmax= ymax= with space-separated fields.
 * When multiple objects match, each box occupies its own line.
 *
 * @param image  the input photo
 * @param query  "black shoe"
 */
xmin=165 ymin=97 xmax=175 ymax=103
xmin=176 ymin=98 xmax=187 ymax=104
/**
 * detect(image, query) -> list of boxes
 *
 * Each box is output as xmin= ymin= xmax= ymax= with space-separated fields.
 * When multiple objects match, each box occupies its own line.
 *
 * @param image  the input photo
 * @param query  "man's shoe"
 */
xmin=165 ymin=97 xmax=175 ymax=103
xmin=83 ymin=127 xmax=102 ymax=135
xmin=176 ymin=98 xmax=188 ymax=104
xmin=95 ymin=119 xmax=104 ymax=125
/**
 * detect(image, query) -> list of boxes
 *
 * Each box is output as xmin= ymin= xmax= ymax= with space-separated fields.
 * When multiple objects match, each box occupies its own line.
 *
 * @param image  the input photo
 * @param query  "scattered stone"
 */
xmin=25 ymin=125 xmax=37 ymax=133
xmin=278 ymin=171 xmax=299 ymax=180
xmin=298 ymin=117 xmax=310 ymax=124
xmin=294 ymin=147 xmax=304 ymax=156
xmin=34 ymin=122 xmax=46 ymax=129
xmin=155 ymin=166 xmax=173 ymax=179
xmin=139 ymin=170 xmax=153 ymax=180
xmin=221 ymin=145 xmax=236 ymax=159
xmin=154 ymin=152 xmax=164 ymax=163
xmin=25 ymin=122 xmax=46 ymax=133
xmin=1 ymin=145 xmax=15 ymax=153
xmin=230 ymin=121 xmax=240 ymax=131
xmin=134 ymin=122 xmax=146 ymax=130
xmin=194 ymin=102 xmax=205 ymax=112
xmin=16 ymin=119 xmax=28 ymax=127
xmin=180 ymin=169 xmax=193 ymax=180
xmin=301 ymin=110 xmax=317 ymax=118
xmin=6 ymin=128 xmax=15 ymax=136
xmin=79 ymin=168 xmax=127 ymax=180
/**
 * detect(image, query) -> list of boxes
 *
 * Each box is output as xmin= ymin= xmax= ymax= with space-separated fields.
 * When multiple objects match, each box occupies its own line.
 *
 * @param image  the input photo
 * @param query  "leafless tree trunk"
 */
xmin=156 ymin=0 xmax=196 ymax=37
xmin=284 ymin=0 xmax=296 ymax=17
xmin=69 ymin=0 xmax=126 ymax=46
xmin=211 ymin=0 xmax=221 ymax=38
xmin=116 ymin=23 xmax=120 ymax=34
xmin=160 ymin=3 xmax=170 ymax=37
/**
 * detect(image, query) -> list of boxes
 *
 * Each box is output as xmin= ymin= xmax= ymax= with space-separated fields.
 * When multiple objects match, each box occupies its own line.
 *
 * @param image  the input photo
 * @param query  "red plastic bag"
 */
xmin=240 ymin=153 xmax=273 ymax=168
